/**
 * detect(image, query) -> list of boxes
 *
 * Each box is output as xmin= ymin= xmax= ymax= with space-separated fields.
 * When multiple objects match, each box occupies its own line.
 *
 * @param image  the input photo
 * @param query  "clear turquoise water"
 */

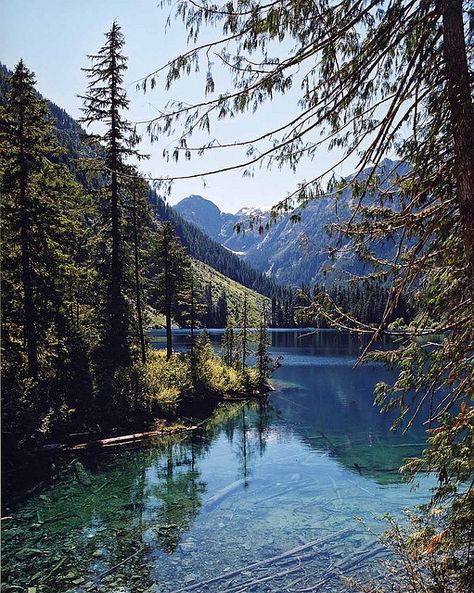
xmin=2 ymin=330 xmax=434 ymax=593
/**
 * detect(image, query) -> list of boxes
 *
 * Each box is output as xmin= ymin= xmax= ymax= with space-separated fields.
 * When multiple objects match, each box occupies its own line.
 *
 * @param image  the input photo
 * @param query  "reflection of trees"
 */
xmin=232 ymin=402 xmax=275 ymax=485
xmin=4 ymin=397 xmax=273 ymax=591
xmin=255 ymin=401 xmax=272 ymax=457
xmin=148 ymin=438 xmax=207 ymax=553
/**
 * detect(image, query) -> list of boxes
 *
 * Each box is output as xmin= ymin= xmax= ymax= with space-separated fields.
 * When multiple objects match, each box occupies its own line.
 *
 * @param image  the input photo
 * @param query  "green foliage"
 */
xmin=124 ymin=341 xmax=249 ymax=419
xmin=144 ymin=351 xmax=192 ymax=415
xmin=255 ymin=315 xmax=280 ymax=388
xmin=191 ymin=259 xmax=270 ymax=327
xmin=1 ymin=61 xmax=94 ymax=446
xmin=192 ymin=330 xmax=242 ymax=394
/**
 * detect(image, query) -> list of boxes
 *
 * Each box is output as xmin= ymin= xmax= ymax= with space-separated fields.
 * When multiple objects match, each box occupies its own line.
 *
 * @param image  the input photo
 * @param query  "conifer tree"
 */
xmin=215 ymin=292 xmax=228 ymax=328
xmin=239 ymin=293 xmax=250 ymax=371
xmin=221 ymin=322 xmax=236 ymax=368
xmin=184 ymin=276 xmax=206 ymax=372
xmin=255 ymin=312 xmax=271 ymax=388
xmin=193 ymin=328 xmax=214 ymax=379
xmin=1 ymin=61 xmax=93 ymax=437
xmin=153 ymin=222 xmax=192 ymax=359
xmin=80 ymin=21 xmax=142 ymax=372
xmin=0 ymin=61 xmax=58 ymax=379
xmin=255 ymin=307 xmax=280 ymax=388
xmin=131 ymin=178 xmax=147 ymax=364
xmin=124 ymin=169 xmax=153 ymax=364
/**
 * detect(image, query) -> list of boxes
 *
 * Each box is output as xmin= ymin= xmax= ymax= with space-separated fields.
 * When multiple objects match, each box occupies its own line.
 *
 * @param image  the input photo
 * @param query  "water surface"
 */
xmin=2 ymin=330 xmax=433 ymax=593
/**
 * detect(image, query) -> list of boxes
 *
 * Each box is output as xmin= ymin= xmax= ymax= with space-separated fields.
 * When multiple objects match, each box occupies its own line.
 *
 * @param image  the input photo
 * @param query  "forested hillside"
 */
xmin=0 ymin=62 xmax=280 ymax=300
xmin=191 ymin=260 xmax=270 ymax=327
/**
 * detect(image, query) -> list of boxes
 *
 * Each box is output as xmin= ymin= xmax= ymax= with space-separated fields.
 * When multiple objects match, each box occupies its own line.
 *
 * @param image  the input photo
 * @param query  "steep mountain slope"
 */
xmin=174 ymin=159 xmax=407 ymax=287
xmin=1 ymin=63 xmax=88 ymax=179
xmin=191 ymin=260 xmax=270 ymax=326
xmin=148 ymin=258 xmax=269 ymax=328
xmin=149 ymin=190 xmax=280 ymax=297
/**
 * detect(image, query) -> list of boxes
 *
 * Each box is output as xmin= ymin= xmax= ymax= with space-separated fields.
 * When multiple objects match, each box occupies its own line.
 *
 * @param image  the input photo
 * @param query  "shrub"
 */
xmin=144 ymin=350 xmax=192 ymax=415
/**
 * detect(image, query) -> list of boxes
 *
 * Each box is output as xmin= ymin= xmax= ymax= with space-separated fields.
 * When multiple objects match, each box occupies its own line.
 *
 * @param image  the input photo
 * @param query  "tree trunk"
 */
xmin=132 ymin=185 xmax=146 ymax=364
xmin=165 ymin=306 xmax=172 ymax=360
xmin=441 ymin=0 xmax=474 ymax=277
xmin=190 ymin=279 xmax=195 ymax=372
xmin=18 ymin=103 xmax=38 ymax=379
xmin=165 ymin=240 xmax=173 ymax=360
xmin=242 ymin=295 xmax=248 ymax=370
xmin=108 ymin=46 xmax=129 ymax=367
xmin=20 ymin=182 xmax=38 ymax=379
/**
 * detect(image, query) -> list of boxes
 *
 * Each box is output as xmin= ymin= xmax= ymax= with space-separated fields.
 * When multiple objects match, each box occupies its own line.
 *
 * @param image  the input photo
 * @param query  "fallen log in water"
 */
xmin=168 ymin=529 xmax=352 ymax=593
xmin=222 ymin=563 xmax=305 ymax=593
xmin=75 ymin=425 xmax=205 ymax=449
xmin=295 ymin=540 xmax=390 ymax=592
xmin=42 ymin=421 xmax=208 ymax=453
xmin=202 ymin=479 xmax=247 ymax=511
xmin=202 ymin=477 xmax=265 ymax=511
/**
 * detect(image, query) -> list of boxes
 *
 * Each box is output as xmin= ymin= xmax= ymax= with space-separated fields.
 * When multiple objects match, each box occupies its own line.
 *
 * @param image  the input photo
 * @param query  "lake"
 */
xmin=2 ymin=329 xmax=434 ymax=592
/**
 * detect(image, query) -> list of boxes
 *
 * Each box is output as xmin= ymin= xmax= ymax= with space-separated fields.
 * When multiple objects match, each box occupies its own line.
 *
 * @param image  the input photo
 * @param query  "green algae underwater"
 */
xmin=2 ymin=330 xmax=435 ymax=593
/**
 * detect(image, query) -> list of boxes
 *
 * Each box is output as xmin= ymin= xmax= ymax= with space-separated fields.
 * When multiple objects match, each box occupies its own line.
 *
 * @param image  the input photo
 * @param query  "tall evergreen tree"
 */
xmin=1 ymin=61 xmax=93 ymax=439
xmin=0 ymin=61 xmax=58 ymax=379
xmin=221 ymin=322 xmax=236 ymax=368
xmin=255 ymin=307 xmax=279 ymax=388
xmin=153 ymin=222 xmax=192 ymax=359
xmin=215 ymin=292 xmax=228 ymax=328
xmin=80 ymin=21 xmax=141 ymax=372
xmin=183 ymin=276 xmax=207 ymax=373
xmin=239 ymin=293 xmax=250 ymax=371
xmin=123 ymin=169 xmax=153 ymax=364
xmin=131 ymin=178 xmax=147 ymax=364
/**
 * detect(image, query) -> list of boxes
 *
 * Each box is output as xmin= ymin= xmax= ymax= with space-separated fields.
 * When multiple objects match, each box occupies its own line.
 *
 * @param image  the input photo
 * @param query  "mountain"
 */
xmin=173 ymin=159 xmax=407 ymax=287
xmin=174 ymin=195 xmax=234 ymax=241
xmin=149 ymin=190 xmax=280 ymax=297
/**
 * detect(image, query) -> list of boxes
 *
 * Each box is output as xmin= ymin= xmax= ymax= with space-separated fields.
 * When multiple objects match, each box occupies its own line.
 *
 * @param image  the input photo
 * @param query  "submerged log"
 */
xmin=297 ymin=540 xmax=390 ymax=592
xmin=169 ymin=528 xmax=352 ymax=593
xmin=202 ymin=479 xmax=250 ymax=511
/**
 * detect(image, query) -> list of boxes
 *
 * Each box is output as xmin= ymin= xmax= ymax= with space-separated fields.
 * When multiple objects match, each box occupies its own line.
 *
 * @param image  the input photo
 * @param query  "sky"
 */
xmin=1 ymin=0 xmax=360 ymax=213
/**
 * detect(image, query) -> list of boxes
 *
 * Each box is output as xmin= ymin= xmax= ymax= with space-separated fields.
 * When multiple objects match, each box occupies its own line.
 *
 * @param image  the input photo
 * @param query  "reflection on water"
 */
xmin=2 ymin=330 xmax=434 ymax=593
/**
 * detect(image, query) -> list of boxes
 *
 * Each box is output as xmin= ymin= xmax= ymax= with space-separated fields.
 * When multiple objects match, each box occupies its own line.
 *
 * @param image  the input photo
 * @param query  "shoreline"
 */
xmin=44 ymin=387 xmax=272 ymax=453
xmin=2 ymin=388 xmax=272 ymax=511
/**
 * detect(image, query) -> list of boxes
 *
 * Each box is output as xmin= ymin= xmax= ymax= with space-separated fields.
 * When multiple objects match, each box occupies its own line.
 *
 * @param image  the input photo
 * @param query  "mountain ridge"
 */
xmin=173 ymin=159 xmax=406 ymax=287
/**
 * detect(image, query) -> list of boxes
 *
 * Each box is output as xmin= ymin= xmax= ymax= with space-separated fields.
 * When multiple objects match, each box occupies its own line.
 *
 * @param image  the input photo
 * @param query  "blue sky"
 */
xmin=1 ymin=0 xmax=359 ymax=213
